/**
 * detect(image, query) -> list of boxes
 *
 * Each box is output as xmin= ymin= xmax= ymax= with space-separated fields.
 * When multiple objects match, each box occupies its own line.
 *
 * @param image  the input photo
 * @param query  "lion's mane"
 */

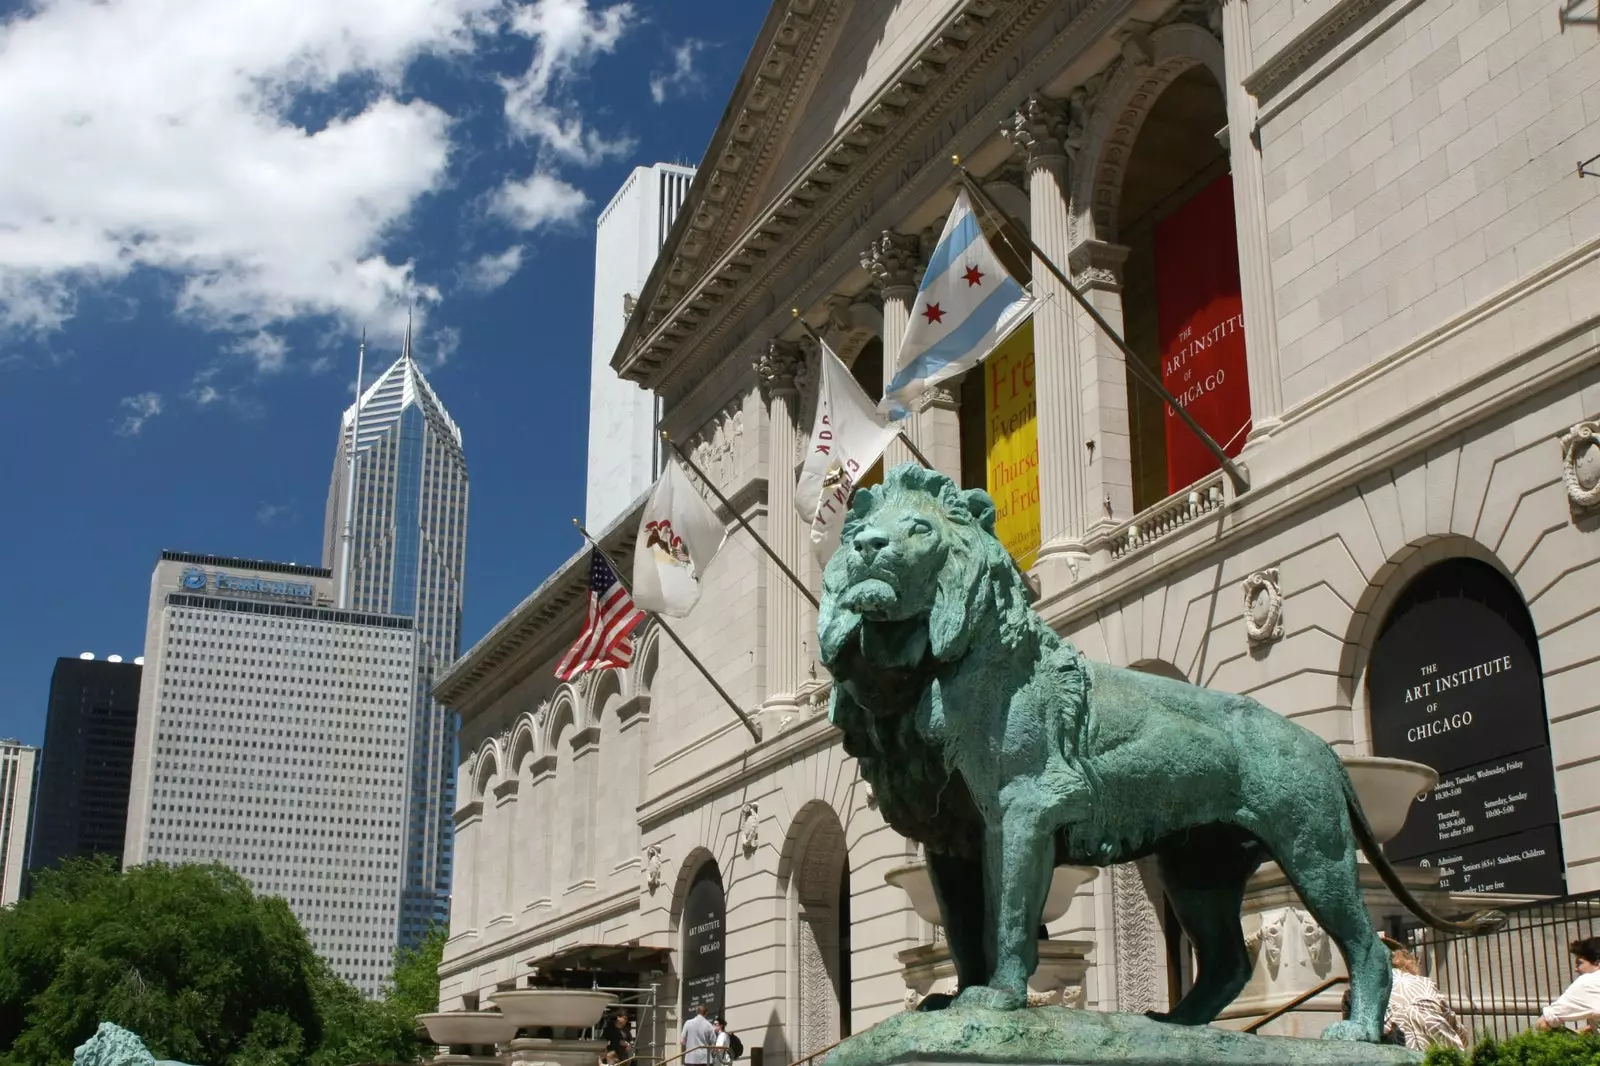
xmin=819 ymin=465 xmax=1096 ymax=858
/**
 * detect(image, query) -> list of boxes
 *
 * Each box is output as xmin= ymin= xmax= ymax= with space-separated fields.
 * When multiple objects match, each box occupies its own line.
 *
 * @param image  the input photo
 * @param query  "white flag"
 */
xmin=881 ymin=188 xmax=1034 ymax=418
xmin=795 ymin=340 xmax=901 ymax=563
xmin=632 ymin=457 xmax=728 ymax=617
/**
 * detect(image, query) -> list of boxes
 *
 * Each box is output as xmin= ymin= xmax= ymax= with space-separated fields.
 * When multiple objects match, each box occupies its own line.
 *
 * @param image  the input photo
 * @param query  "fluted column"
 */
xmin=1003 ymin=96 xmax=1091 ymax=588
xmin=756 ymin=340 xmax=804 ymax=711
xmin=861 ymin=231 xmax=922 ymax=471
xmin=1220 ymin=0 xmax=1283 ymax=443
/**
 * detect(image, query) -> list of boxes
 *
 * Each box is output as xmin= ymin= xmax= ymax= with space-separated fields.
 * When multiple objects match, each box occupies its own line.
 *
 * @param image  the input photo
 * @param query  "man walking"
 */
xmin=681 ymin=1004 xmax=716 ymax=1066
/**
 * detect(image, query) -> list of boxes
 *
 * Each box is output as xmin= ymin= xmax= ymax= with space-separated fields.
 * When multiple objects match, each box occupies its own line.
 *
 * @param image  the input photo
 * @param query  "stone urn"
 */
xmin=488 ymin=989 xmax=616 ymax=1031
xmin=1340 ymin=755 xmax=1438 ymax=844
xmin=885 ymin=860 xmax=1098 ymax=925
xmin=417 ymin=1011 xmax=520 ymax=1048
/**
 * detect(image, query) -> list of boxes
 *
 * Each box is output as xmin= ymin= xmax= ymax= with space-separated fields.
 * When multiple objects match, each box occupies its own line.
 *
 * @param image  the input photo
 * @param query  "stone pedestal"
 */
xmin=429 ymin=1054 xmax=503 ymax=1066
xmin=899 ymin=938 xmax=1094 ymax=1010
xmin=1218 ymin=862 xmax=1519 ymax=1037
xmin=503 ymin=1037 xmax=606 ymax=1066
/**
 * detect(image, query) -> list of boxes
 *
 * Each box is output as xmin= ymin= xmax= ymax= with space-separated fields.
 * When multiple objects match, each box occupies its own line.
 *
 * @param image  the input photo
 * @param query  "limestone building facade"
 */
xmin=434 ymin=0 xmax=1599 ymax=1053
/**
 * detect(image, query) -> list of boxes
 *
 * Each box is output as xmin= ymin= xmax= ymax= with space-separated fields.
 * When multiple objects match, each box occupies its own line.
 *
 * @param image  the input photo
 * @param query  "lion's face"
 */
xmin=832 ymin=493 xmax=951 ymax=623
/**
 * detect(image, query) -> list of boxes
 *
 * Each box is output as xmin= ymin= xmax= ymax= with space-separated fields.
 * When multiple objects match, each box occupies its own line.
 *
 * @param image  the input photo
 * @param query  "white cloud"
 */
xmin=467 ymin=246 xmax=526 ymax=292
xmin=492 ymin=173 xmax=589 ymax=231
xmin=0 ymin=0 xmax=503 ymax=342
xmin=650 ymin=39 xmax=708 ymax=105
xmin=115 ymin=392 xmax=163 ymax=436
xmin=501 ymin=0 xmax=636 ymax=165
xmin=230 ymin=331 xmax=290 ymax=373
xmin=256 ymin=502 xmax=291 ymax=524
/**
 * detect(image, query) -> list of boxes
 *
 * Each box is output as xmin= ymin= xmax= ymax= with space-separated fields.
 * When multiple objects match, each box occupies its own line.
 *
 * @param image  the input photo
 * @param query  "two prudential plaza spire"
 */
xmin=322 ymin=323 xmax=469 ymax=948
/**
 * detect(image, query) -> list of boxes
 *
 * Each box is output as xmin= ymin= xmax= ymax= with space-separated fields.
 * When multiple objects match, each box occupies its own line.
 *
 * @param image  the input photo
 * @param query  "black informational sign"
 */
xmin=1411 ymin=823 xmax=1567 ymax=896
xmin=1369 ymin=578 xmax=1565 ymax=896
xmin=1387 ymin=748 xmax=1561 ymax=862
xmin=681 ymin=867 xmax=725 ymax=1020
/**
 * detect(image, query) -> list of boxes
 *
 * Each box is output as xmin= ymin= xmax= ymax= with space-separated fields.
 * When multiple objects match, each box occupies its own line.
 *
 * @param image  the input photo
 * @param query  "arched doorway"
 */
xmin=1115 ymin=65 xmax=1249 ymax=512
xmin=682 ymin=860 xmax=726 ymax=1020
xmin=791 ymin=808 xmax=850 ymax=1057
xmin=1367 ymin=557 xmax=1564 ymax=896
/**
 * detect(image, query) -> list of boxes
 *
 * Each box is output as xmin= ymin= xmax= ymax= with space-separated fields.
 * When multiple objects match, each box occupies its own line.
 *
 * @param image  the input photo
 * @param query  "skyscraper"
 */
xmin=29 ymin=654 xmax=142 ymax=879
xmin=123 ymin=553 xmax=415 ymax=995
xmin=587 ymin=162 xmax=695 ymax=531
xmin=323 ymin=331 xmax=468 ymax=948
xmin=1 ymin=739 xmax=39 ymax=905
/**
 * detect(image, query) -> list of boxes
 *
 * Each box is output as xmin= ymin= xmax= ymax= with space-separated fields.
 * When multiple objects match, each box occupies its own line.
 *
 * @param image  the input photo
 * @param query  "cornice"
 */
xmin=438 ymin=887 xmax=641 ymax=979
xmin=616 ymin=0 xmax=1065 ymax=390
xmin=1243 ymin=0 xmax=1410 ymax=104
xmin=638 ymin=710 xmax=841 ymax=831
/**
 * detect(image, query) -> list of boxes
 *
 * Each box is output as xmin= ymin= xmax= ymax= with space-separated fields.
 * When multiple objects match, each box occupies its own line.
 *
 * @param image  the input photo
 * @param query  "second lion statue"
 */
xmin=819 ymin=464 xmax=1498 ymax=1043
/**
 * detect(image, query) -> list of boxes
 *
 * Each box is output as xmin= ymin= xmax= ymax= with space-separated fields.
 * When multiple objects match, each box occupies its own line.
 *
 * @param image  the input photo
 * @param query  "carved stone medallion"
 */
xmin=1242 ymin=567 xmax=1284 ymax=646
xmin=1560 ymin=421 xmax=1600 ymax=509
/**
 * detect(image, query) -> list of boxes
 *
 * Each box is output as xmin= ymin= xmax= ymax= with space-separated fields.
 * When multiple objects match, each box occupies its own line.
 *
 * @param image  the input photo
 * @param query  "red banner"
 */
xmin=1155 ymin=174 xmax=1251 ymax=495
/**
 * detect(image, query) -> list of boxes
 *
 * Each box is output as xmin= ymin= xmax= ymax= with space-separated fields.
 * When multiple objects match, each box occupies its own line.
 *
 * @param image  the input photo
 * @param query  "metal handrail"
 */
xmin=783 ymin=1038 xmax=846 ymax=1066
xmin=1241 ymin=976 xmax=1349 ymax=1034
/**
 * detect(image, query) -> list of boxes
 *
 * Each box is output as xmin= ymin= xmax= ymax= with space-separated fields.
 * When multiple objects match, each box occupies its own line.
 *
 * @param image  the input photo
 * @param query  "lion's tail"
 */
xmin=1342 ymin=773 xmax=1506 ymax=936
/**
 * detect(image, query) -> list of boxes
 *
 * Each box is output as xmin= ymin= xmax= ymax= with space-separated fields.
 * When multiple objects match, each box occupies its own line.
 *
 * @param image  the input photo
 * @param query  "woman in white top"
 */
xmin=1537 ymin=936 xmax=1600 ymax=1031
xmin=711 ymin=1019 xmax=731 ymax=1066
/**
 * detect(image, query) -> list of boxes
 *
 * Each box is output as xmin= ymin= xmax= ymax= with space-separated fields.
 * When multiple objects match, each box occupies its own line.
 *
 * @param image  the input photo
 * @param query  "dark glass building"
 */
xmin=28 ymin=655 xmax=142 ymax=879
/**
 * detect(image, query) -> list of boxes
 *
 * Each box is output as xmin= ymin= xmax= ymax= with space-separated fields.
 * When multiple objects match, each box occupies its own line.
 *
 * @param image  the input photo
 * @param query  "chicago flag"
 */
xmin=632 ymin=456 xmax=728 ymax=617
xmin=881 ymin=188 xmax=1034 ymax=418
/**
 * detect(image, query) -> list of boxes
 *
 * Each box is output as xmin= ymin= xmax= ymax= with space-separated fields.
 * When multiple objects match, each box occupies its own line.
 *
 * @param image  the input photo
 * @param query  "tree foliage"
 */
xmin=0 ymin=858 xmax=444 ymax=1066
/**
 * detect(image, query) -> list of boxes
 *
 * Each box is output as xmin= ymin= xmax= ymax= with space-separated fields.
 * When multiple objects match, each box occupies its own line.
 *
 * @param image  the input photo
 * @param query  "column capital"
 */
xmin=1068 ymin=239 xmax=1131 ymax=292
xmin=754 ymin=339 xmax=804 ymax=402
xmin=915 ymin=383 xmax=962 ymax=413
xmin=1002 ymin=95 xmax=1071 ymax=169
xmin=860 ymin=230 xmax=923 ymax=300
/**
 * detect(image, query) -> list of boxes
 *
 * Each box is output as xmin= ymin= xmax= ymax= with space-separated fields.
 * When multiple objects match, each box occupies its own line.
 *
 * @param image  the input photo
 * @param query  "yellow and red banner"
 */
xmin=985 ymin=319 xmax=1040 ymax=565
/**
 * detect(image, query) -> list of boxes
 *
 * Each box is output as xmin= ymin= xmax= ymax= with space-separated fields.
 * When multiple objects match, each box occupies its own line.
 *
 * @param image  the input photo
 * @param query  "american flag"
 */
xmin=555 ymin=552 xmax=646 ymax=680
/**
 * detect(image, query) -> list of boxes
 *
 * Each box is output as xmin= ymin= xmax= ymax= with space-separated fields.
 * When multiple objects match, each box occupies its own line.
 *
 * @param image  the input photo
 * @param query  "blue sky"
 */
xmin=0 ymin=0 xmax=767 ymax=746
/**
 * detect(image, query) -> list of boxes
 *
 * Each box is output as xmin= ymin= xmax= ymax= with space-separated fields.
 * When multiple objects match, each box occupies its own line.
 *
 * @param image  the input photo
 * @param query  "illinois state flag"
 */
xmin=796 ymin=339 xmax=901 ymax=563
xmin=632 ymin=457 xmax=728 ymax=617
xmin=881 ymin=188 xmax=1034 ymax=418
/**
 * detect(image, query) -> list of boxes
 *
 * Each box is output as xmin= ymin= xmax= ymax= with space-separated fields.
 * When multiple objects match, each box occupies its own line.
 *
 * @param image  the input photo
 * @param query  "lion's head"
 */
xmin=818 ymin=464 xmax=1037 ymax=679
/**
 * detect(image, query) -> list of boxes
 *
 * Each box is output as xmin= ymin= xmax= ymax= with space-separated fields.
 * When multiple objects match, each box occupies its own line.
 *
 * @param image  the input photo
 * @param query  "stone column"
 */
xmin=1219 ymin=0 xmax=1284 ymax=443
xmin=915 ymin=384 xmax=964 ymax=479
xmin=1069 ymin=238 xmax=1134 ymax=541
xmin=861 ymin=231 xmax=923 ymax=472
xmin=756 ymin=340 xmax=804 ymax=715
xmin=1003 ymin=96 xmax=1091 ymax=591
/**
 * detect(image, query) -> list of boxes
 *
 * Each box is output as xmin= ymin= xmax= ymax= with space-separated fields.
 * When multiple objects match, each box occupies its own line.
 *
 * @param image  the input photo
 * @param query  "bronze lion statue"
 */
xmin=819 ymin=465 xmax=1498 ymax=1042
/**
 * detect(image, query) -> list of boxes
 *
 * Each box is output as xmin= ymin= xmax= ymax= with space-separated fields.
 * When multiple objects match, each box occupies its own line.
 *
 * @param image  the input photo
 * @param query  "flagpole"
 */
xmin=954 ymin=162 xmax=1250 ymax=496
xmin=791 ymin=316 xmax=935 ymax=470
xmin=573 ymin=520 xmax=762 ymax=742
xmin=661 ymin=433 xmax=820 ymax=610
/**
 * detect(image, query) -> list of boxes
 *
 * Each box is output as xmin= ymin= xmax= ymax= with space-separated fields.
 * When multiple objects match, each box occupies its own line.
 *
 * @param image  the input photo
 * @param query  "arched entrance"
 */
xmin=790 ymin=807 xmax=851 ymax=1057
xmin=1366 ymin=558 xmax=1565 ymax=896
xmin=1112 ymin=63 xmax=1250 ymax=512
xmin=682 ymin=860 xmax=726 ymax=1020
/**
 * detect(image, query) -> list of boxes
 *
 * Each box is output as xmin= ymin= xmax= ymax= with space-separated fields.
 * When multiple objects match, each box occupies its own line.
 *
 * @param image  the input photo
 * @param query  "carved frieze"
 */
xmin=1002 ymin=94 xmax=1070 ymax=167
xmin=1242 ymin=567 xmax=1285 ymax=646
xmin=687 ymin=399 xmax=745 ymax=496
xmin=1560 ymin=421 xmax=1600 ymax=510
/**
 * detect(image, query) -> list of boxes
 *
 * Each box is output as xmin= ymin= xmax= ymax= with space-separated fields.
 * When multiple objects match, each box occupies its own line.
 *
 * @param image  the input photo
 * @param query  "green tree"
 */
xmin=309 ymin=926 xmax=445 ymax=1066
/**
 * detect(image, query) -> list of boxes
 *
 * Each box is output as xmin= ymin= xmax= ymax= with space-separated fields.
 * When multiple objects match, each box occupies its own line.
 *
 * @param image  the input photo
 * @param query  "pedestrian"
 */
xmin=680 ymin=1004 xmax=716 ymax=1066
xmin=1537 ymin=936 xmax=1600 ymax=1031
xmin=1379 ymin=936 xmax=1467 ymax=1051
xmin=605 ymin=1011 xmax=635 ymax=1061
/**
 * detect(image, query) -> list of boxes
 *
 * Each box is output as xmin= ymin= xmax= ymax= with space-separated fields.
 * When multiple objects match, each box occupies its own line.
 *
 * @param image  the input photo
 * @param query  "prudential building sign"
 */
xmin=179 ymin=567 xmax=315 ymax=602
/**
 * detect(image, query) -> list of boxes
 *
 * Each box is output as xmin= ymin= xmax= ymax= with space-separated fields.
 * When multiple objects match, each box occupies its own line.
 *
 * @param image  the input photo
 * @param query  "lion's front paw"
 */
xmin=953 ymin=985 xmax=1026 ymax=1012
xmin=1319 ymin=1021 xmax=1377 ymax=1043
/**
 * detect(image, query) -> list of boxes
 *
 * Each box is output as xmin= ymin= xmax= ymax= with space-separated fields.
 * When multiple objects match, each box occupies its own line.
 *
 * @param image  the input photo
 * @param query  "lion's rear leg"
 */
xmin=1268 ymin=818 xmax=1390 ymax=1042
xmin=1150 ymin=831 xmax=1260 ymax=1026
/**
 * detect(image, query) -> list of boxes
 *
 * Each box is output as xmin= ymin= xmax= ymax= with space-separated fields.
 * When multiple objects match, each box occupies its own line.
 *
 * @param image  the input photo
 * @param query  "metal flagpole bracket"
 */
xmin=662 ymin=431 xmax=820 ymax=610
xmin=954 ymin=164 xmax=1251 ymax=497
xmin=573 ymin=519 xmax=762 ymax=742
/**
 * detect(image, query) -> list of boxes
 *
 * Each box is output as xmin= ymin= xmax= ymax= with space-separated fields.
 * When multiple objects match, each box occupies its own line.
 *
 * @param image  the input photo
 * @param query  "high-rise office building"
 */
xmin=28 ymin=654 xmax=142 ymax=880
xmin=322 ymin=333 xmax=468 ymax=948
xmin=1 ymin=739 xmax=39 ymax=905
xmin=587 ymin=162 xmax=695 ymax=531
xmin=124 ymin=552 xmax=415 ymax=996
